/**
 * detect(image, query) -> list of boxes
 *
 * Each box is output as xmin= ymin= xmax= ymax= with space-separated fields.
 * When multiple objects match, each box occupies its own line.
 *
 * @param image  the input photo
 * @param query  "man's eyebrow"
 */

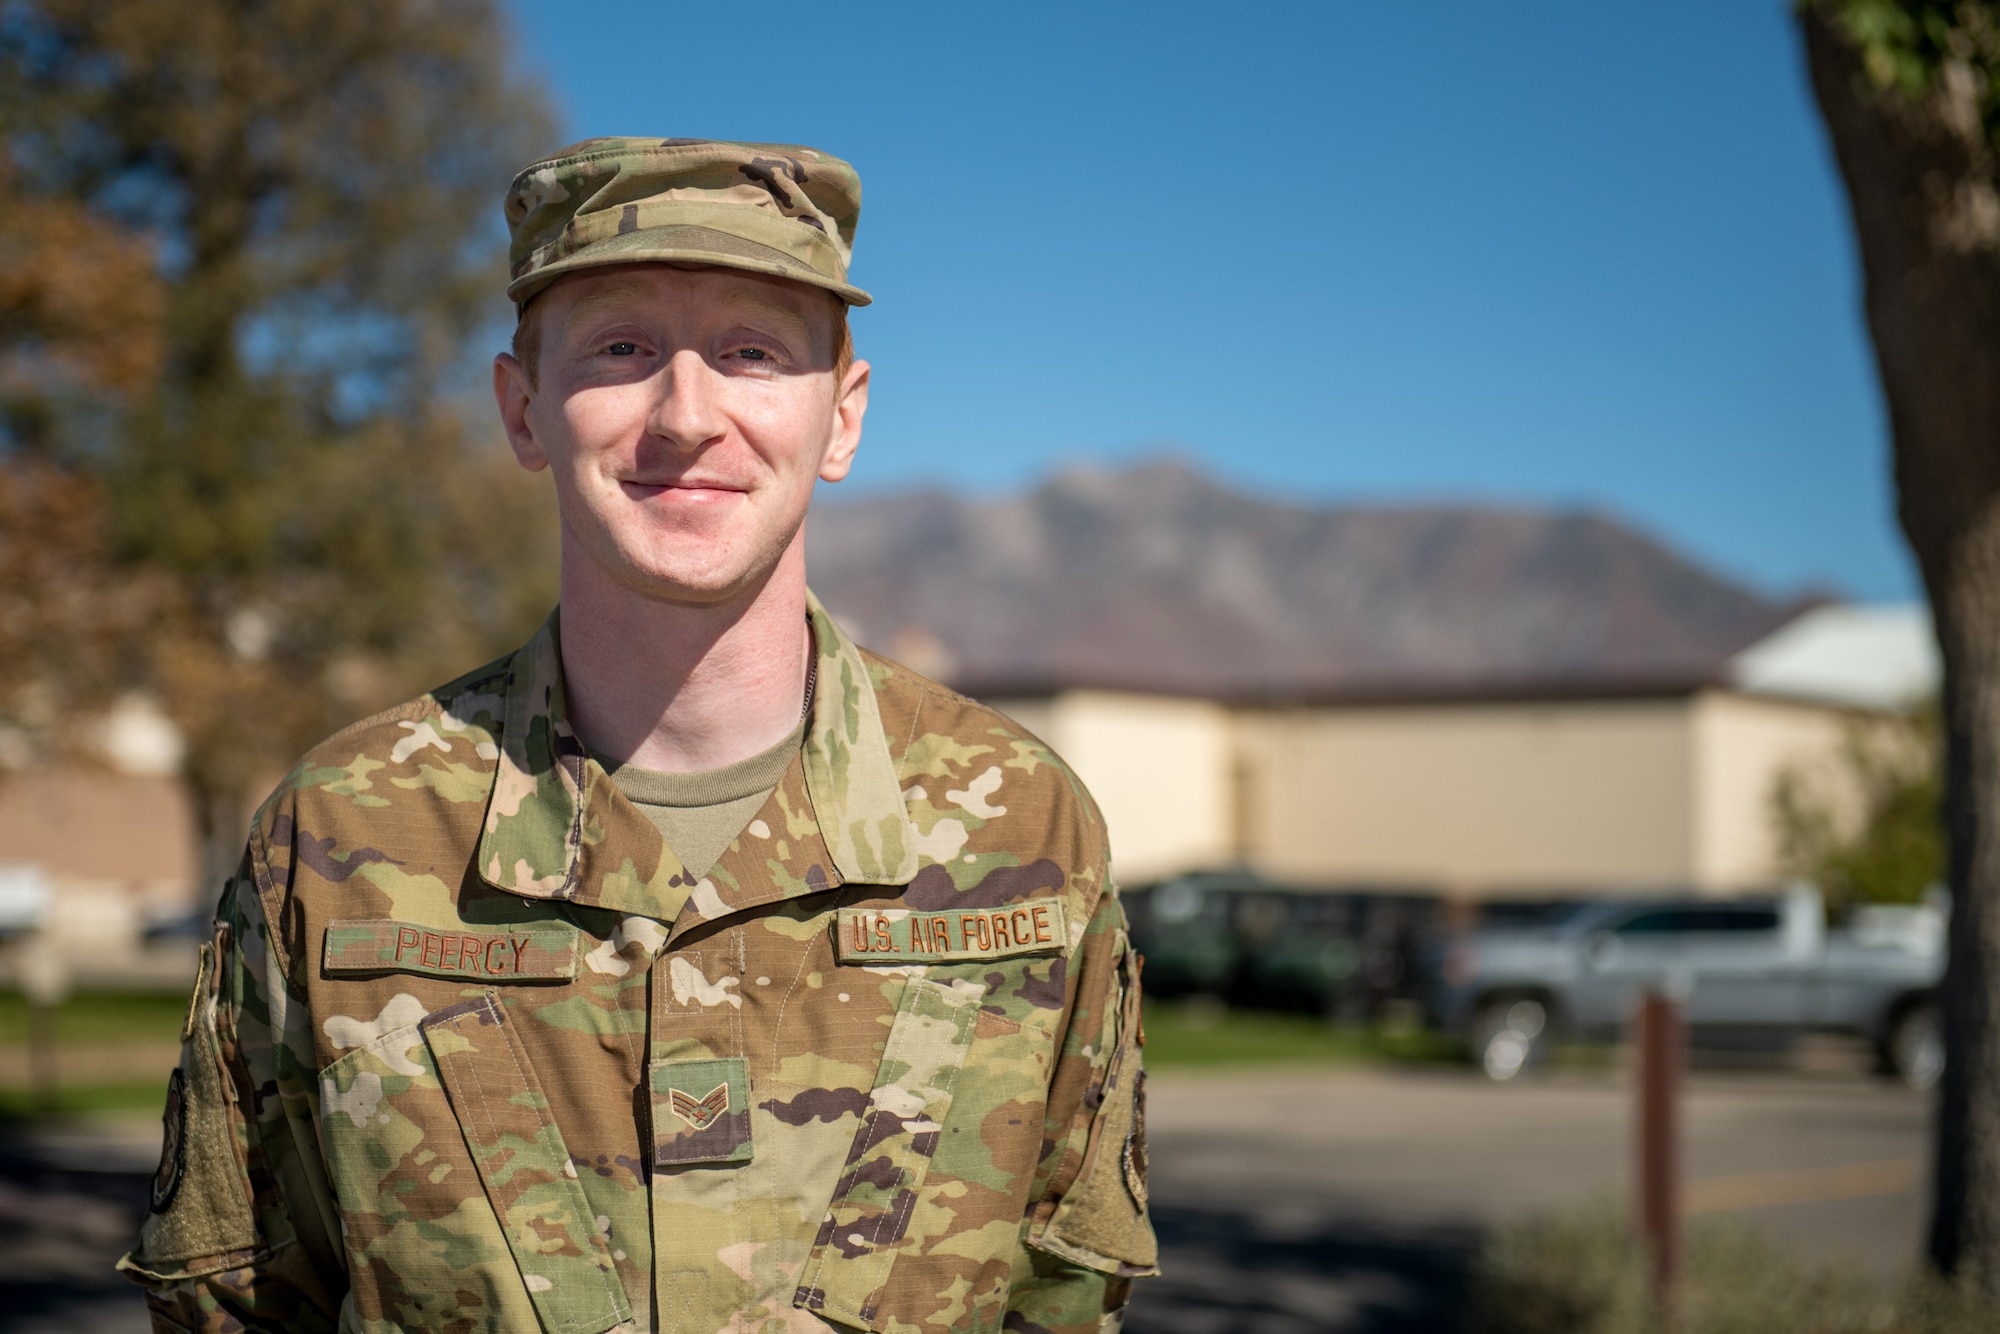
xmin=715 ymin=294 xmax=814 ymax=337
xmin=561 ymin=280 xmax=666 ymax=325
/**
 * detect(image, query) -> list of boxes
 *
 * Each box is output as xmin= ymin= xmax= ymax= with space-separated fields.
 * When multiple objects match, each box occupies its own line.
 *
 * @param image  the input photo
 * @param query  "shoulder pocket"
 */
xmin=797 ymin=973 xmax=1054 ymax=1330
xmin=1028 ymin=943 xmax=1158 ymax=1277
xmin=122 ymin=926 xmax=286 ymax=1282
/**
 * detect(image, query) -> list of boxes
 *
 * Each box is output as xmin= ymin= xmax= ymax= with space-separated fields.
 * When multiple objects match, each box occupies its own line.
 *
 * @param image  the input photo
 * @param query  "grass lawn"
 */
xmin=0 ymin=991 xmax=186 ymax=1118
xmin=0 ymin=989 xmax=188 ymax=1047
xmin=0 ymin=1079 xmax=177 ymax=1118
xmin=0 ymin=992 xmax=182 ymax=1120
xmin=1141 ymin=998 xmax=1461 ymax=1069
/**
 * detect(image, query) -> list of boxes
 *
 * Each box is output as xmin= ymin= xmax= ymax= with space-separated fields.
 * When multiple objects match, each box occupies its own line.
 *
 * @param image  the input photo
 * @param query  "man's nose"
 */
xmin=645 ymin=349 xmax=728 ymax=451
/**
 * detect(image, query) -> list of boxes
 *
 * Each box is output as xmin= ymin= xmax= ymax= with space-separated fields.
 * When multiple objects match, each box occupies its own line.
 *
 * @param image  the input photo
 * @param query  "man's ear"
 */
xmin=818 ymin=358 xmax=870 ymax=484
xmin=493 ymin=353 xmax=549 ymax=472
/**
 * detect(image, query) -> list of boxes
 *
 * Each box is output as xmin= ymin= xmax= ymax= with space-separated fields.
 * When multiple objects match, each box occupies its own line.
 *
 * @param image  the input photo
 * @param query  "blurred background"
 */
xmin=0 ymin=1 xmax=1973 ymax=1331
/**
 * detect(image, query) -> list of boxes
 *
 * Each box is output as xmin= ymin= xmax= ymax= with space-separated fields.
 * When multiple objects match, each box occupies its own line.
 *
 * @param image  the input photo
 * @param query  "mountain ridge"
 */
xmin=804 ymin=459 xmax=1805 ymax=698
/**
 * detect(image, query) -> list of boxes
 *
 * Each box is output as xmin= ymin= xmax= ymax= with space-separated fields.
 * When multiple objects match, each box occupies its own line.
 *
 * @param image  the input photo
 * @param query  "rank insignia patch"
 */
xmin=650 ymin=1056 xmax=752 ymax=1166
xmin=669 ymin=1081 xmax=729 ymax=1130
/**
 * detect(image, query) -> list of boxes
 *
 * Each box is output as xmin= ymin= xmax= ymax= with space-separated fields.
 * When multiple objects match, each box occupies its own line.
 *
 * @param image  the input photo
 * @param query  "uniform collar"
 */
xmin=475 ymin=591 xmax=919 ymax=914
xmin=799 ymin=593 xmax=920 ymax=884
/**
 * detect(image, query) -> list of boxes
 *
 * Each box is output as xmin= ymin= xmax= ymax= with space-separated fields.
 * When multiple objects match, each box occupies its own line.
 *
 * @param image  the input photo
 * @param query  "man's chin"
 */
xmin=562 ymin=511 xmax=801 ymax=608
xmin=599 ymin=545 xmax=776 ymax=607
xmin=619 ymin=567 xmax=755 ymax=606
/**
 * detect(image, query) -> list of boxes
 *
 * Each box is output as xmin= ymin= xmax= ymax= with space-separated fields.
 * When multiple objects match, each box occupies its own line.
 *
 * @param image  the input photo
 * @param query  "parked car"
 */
xmin=1125 ymin=874 xmax=1244 ymax=998
xmin=1127 ymin=874 xmax=1440 ymax=1020
xmin=1424 ymin=886 xmax=1944 ymax=1086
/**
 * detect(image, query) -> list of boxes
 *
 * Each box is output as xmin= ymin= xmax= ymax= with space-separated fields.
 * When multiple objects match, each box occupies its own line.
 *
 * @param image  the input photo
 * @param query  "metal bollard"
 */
xmin=1634 ymin=989 xmax=1681 ymax=1305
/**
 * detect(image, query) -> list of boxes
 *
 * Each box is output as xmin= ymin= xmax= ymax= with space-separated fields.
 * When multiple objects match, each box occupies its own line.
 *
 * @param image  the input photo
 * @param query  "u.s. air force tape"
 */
xmin=834 ymin=902 xmax=1067 ymax=963
xmin=321 ymin=919 xmax=580 ymax=980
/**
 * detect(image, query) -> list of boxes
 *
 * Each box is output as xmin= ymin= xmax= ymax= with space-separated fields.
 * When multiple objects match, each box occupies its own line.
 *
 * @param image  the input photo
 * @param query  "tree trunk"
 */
xmin=1802 ymin=9 xmax=2000 ymax=1283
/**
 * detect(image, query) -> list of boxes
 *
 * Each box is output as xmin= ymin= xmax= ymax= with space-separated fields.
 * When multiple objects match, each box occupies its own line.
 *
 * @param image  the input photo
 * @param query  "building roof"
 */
xmin=974 ymin=603 xmax=1940 ymax=716
xmin=1728 ymin=603 xmax=1937 ymax=711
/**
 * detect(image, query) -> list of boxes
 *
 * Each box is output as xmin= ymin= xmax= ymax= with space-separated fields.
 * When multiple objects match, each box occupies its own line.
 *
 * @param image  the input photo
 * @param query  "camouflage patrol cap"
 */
xmin=503 ymin=136 xmax=871 ymax=307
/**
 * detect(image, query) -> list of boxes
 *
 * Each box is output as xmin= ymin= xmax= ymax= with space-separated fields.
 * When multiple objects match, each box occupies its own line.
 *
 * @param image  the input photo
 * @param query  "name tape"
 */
xmin=835 ymin=902 xmax=1068 ymax=964
xmin=321 ymin=919 xmax=579 ymax=981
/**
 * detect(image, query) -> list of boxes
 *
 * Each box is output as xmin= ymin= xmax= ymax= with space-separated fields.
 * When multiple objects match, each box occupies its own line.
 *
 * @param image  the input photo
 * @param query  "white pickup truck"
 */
xmin=1426 ymin=886 xmax=1945 ymax=1085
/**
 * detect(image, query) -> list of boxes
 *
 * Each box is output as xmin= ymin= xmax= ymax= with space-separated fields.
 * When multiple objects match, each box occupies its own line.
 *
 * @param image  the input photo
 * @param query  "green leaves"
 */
xmin=1811 ymin=0 xmax=2000 ymax=147
xmin=1769 ymin=704 xmax=1943 ymax=908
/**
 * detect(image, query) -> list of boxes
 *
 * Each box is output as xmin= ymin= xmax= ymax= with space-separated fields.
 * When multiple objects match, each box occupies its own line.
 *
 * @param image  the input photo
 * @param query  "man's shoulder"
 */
xmin=254 ymin=650 xmax=514 ymax=836
xmin=861 ymin=646 xmax=1112 ymax=899
xmin=862 ymin=647 xmax=1086 ymax=787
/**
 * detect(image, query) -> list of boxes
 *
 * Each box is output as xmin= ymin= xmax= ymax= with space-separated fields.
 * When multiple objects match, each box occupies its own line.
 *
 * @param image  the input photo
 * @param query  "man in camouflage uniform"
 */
xmin=118 ymin=137 xmax=1156 ymax=1333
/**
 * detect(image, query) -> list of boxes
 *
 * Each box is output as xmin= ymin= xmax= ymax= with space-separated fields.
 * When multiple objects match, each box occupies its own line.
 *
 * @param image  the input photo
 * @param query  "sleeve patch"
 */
xmin=125 ymin=925 xmax=272 ymax=1276
xmin=1122 ymin=1068 xmax=1149 ymax=1213
xmin=150 ymin=1067 xmax=189 ymax=1214
xmin=1030 ymin=943 xmax=1159 ymax=1277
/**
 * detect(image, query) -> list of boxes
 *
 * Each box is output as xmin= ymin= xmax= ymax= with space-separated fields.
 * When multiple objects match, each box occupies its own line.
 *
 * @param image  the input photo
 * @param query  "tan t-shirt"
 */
xmin=603 ymin=717 xmax=808 ymax=882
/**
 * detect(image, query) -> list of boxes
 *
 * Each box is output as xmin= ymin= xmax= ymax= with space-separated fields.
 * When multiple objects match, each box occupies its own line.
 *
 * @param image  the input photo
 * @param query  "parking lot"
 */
xmin=0 ymin=1060 xmax=1930 ymax=1333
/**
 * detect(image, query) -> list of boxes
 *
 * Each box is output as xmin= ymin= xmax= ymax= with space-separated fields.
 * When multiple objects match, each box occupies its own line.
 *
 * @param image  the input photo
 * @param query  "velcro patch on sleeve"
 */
xmin=321 ymin=919 xmax=579 ymax=981
xmin=834 ymin=902 xmax=1068 ymax=964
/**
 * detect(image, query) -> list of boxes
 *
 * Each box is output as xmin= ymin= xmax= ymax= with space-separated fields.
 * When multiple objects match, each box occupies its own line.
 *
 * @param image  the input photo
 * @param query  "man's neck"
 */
xmin=557 ymin=536 xmax=812 ymax=774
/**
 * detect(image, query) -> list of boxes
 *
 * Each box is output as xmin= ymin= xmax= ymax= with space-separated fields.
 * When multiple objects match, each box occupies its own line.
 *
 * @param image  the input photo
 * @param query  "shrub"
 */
xmin=1466 ymin=1201 xmax=1991 ymax=1334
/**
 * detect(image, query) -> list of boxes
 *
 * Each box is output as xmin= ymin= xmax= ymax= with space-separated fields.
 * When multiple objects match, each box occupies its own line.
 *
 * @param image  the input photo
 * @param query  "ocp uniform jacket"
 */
xmin=121 ymin=597 xmax=1156 ymax=1333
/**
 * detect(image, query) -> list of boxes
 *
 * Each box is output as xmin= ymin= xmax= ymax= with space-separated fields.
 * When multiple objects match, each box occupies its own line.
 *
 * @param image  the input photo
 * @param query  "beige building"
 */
xmin=0 ymin=697 xmax=202 ymax=987
xmin=987 ymin=605 xmax=1937 ymax=899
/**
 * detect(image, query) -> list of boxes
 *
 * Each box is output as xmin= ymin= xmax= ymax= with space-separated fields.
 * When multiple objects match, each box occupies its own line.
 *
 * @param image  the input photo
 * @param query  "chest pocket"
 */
xmin=796 ymin=974 xmax=1055 ymax=1332
xmin=317 ymin=992 xmax=630 ymax=1334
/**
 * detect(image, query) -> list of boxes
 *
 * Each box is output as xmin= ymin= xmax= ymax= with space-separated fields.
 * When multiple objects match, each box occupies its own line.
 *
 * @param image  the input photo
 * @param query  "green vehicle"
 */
xmin=1126 ymin=873 xmax=1244 ymax=997
xmin=1128 ymin=874 xmax=1438 ymax=1019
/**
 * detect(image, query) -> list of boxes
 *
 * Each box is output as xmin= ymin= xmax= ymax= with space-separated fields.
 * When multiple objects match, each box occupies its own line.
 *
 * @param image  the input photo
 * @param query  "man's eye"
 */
xmin=736 ymin=348 xmax=773 ymax=362
xmin=605 ymin=341 xmax=639 ymax=356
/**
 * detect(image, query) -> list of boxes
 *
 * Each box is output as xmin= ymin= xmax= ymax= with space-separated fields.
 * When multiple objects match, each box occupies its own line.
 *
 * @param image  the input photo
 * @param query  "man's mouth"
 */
xmin=619 ymin=479 xmax=745 ymax=500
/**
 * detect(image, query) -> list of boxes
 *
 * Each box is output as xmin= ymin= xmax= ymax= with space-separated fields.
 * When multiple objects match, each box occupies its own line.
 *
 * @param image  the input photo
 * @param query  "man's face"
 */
xmin=493 ymin=263 xmax=867 ymax=605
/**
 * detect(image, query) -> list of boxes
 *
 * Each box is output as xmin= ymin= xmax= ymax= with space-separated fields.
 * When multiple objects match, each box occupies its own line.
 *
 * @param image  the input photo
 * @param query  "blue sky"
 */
xmin=506 ymin=0 xmax=1913 ymax=603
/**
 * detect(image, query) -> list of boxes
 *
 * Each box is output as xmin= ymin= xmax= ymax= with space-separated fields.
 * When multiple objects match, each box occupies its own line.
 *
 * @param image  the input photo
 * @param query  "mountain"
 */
xmin=803 ymin=459 xmax=1802 ymax=698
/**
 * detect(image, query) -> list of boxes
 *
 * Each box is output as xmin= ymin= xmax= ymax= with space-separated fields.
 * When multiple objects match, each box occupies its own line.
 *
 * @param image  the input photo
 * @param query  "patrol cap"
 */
xmin=503 ymin=136 xmax=871 ymax=308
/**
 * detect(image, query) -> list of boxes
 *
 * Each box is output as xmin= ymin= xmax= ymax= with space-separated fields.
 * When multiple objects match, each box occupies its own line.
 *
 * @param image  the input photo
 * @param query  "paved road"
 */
xmin=1125 ymin=1065 xmax=1930 ymax=1334
xmin=0 ymin=1065 xmax=1930 ymax=1333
